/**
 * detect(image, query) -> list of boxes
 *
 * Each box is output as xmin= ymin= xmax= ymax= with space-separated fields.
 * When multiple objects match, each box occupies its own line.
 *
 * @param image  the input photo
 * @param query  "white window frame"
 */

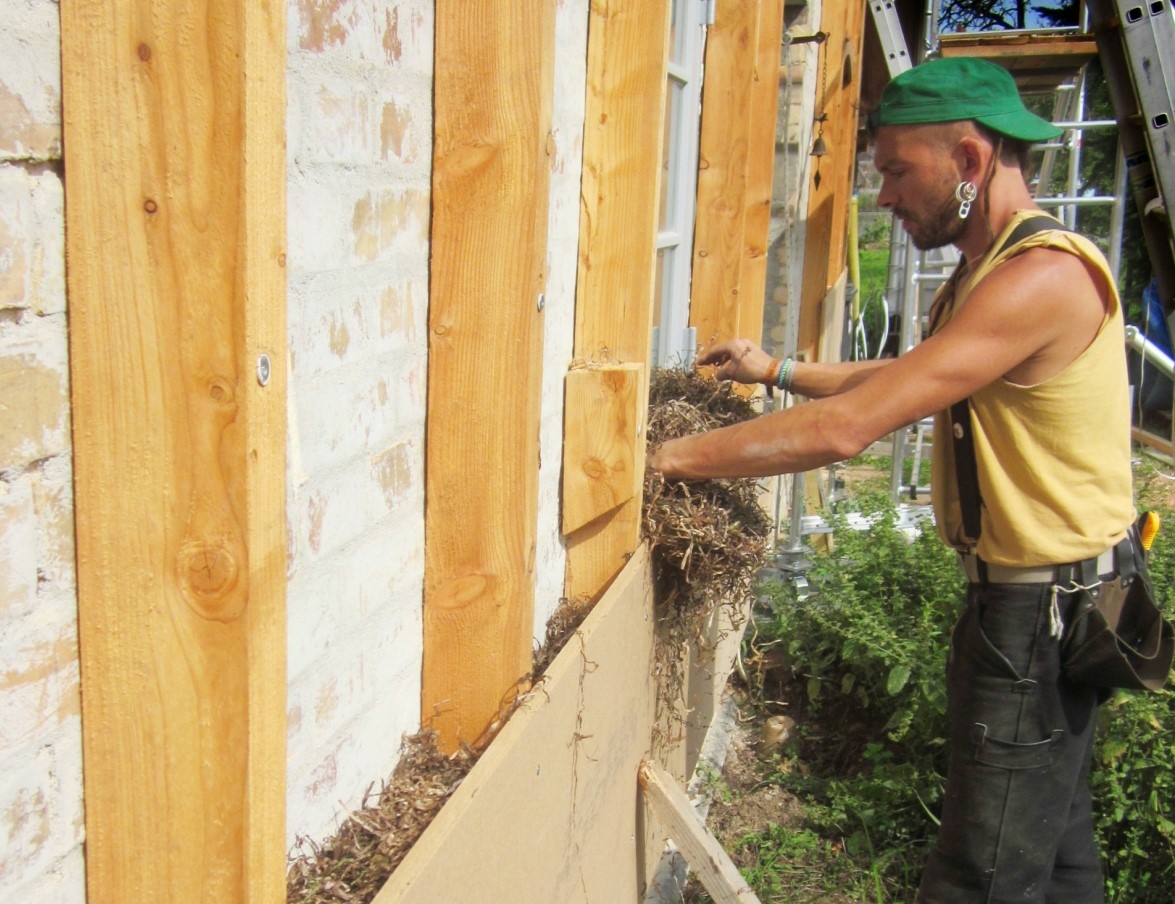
xmin=652 ymin=0 xmax=707 ymax=368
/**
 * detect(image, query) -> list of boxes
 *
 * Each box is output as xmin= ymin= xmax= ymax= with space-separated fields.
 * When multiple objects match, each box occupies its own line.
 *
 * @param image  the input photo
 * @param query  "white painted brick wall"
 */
xmin=1 ymin=0 xmax=599 ymax=890
xmin=0 ymin=2 xmax=83 ymax=901
xmin=285 ymin=0 xmax=436 ymax=850
xmin=534 ymin=0 xmax=589 ymax=637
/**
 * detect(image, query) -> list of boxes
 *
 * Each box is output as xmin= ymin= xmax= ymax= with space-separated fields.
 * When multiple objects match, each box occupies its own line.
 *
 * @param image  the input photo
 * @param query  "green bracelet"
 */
xmin=778 ymin=357 xmax=795 ymax=392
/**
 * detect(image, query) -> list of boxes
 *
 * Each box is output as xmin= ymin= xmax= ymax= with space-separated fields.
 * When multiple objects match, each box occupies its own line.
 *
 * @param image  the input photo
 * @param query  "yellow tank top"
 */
xmin=929 ymin=210 xmax=1134 ymax=566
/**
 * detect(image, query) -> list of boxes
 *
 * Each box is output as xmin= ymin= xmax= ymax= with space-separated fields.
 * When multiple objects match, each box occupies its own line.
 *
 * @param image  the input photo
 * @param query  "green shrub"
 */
xmin=750 ymin=483 xmax=1175 ymax=902
xmin=756 ymin=503 xmax=963 ymax=895
xmin=1090 ymin=474 xmax=1175 ymax=902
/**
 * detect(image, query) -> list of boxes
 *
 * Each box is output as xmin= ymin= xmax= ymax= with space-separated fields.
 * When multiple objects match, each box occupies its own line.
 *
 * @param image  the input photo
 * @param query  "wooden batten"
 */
xmin=738 ymin=0 xmax=786 ymax=350
xmin=423 ymin=1 xmax=558 ymax=753
xmin=639 ymin=761 xmax=763 ymax=904
xmin=562 ymin=364 xmax=643 ymax=535
xmin=61 ymin=1 xmax=288 ymax=900
xmin=798 ymin=2 xmax=867 ymax=362
xmin=690 ymin=0 xmax=758 ymax=350
xmin=565 ymin=1 xmax=671 ymax=601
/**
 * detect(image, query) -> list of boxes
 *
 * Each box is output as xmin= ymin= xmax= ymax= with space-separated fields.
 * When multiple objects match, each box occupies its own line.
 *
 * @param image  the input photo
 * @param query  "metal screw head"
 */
xmin=256 ymin=354 xmax=271 ymax=387
xmin=537 ymin=293 xmax=546 ymax=312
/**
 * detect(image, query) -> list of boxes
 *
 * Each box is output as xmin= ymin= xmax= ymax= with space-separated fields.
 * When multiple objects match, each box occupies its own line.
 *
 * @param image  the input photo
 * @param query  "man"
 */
xmin=650 ymin=57 xmax=1135 ymax=903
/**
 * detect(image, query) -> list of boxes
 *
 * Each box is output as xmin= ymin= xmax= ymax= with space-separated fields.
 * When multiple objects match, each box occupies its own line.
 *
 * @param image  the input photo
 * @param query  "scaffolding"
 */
xmin=867 ymin=0 xmax=1175 ymax=504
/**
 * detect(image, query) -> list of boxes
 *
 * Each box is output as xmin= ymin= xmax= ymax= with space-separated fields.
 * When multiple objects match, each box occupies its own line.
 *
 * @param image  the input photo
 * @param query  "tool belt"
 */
xmin=950 ymin=385 xmax=1172 ymax=691
xmin=958 ymin=547 xmax=1116 ymax=585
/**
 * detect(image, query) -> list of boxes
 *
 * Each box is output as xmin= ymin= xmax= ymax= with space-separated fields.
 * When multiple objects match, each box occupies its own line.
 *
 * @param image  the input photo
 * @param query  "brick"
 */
xmin=0 ymin=319 xmax=70 ymax=473
xmin=287 ymin=528 xmax=423 ymax=680
xmin=288 ymin=274 xmax=425 ymax=379
xmin=0 ymin=166 xmax=64 ymax=316
xmin=0 ymin=846 xmax=86 ymax=904
xmin=349 ymin=186 xmax=431 ymax=264
xmin=30 ymin=456 xmax=75 ymax=595
xmin=371 ymin=441 xmax=414 ymax=511
xmin=286 ymin=635 xmax=422 ymax=849
xmin=291 ymin=0 xmax=434 ymax=72
xmin=290 ymin=437 xmax=422 ymax=564
xmin=0 ymin=594 xmax=81 ymax=751
xmin=0 ymin=722 xmax=85 ymax=886
xmin=290 ymin=352 xmax=426 ymax=477
xmin=380 ymin=95 xmax=423 ymax=164
xmin=287 ymin=177 xmax=429 ymax=275
xmin=0 ymin=166 xmax=32 ymax=312
xmin=287 ymin=615 xmax=421 ymax=763
xmin=0 ymin=1 xmax=63 ymax=161
xmin=286 ymin=572 xmax=422 ymax=748
xmin=28 ymin=171 xmax=65 ymax=317
xmin=287 ymin=69 xmax=430 ymax=170
xmin=292 ymin=71 xmax=379 ymax=165
xmin=0 ymin=475 xmax=36 ymax=621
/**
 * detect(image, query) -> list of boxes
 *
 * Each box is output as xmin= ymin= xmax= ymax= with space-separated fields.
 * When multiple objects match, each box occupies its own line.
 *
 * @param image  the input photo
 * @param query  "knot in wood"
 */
xmin=177 ymin=541 xmax=243 ymax=621
xmin=208 ymin=378 xmax=234 ymax=404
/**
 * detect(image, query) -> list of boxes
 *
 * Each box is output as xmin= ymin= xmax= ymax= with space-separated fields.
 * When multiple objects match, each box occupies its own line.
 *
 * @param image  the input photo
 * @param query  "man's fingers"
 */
xmin=696 ymin=344 xmax=727 ymax=366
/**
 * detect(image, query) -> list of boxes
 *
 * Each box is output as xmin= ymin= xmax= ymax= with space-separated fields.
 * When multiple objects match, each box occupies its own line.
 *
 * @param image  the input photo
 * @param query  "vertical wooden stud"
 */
xmin=566 ymin=0 xmax=671 ymax=601
xmin=62 ymin=0 xmax=288 ymax=900
xmin=739 ymin=0 xmax=786 ymax=346
xmin=423 ymin=1 xmax=557 ymax=753
xmin=690 ymin=0 xmax=759 ymax=349
xmin=797 ymin=2 xmax=867 ymax=361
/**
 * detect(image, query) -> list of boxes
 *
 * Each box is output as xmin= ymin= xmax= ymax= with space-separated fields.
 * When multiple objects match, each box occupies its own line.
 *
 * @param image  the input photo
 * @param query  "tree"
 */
xmin=940 ymin=0 xmax=1032 ymax=32
xmin=939 ymin=0 xmax=1078 ymax=32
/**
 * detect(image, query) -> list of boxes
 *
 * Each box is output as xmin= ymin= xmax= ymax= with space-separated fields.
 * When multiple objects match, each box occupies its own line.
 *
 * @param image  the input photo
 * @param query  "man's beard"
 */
xmin=895 ymin=185 xmax=968 ymax=251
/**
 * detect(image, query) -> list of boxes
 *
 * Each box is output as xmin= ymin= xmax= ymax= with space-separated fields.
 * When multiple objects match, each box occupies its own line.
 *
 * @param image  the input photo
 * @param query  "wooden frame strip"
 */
xmin=739 ymin=0 xmax=786 ymax=347
xmin=62 ymin=1 xmax=288 ymax=899
xmin=423 ymin=1 xmax=557 ymax=753
xmin=562 ymin=364 xmax=642 ymax=535
xmin=797 ymin=2 xmax=868 ymax=361
xmin=639 ymin=761 xmax=763 ymax=904
xmin=565 ymin=0 xmax=671 ymax=601
xmin=690 ymin=0 xmax=758 ymax=349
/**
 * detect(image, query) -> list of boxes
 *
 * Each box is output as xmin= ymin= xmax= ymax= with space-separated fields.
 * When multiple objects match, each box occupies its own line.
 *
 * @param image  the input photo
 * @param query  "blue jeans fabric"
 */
xmin=917 ymin=581 xmax=1104 ymax=904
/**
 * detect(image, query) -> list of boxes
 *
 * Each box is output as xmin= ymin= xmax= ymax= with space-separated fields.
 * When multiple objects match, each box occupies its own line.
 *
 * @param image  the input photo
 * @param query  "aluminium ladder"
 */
xmin=1090 ymin=0 xmax=1175 ymax=311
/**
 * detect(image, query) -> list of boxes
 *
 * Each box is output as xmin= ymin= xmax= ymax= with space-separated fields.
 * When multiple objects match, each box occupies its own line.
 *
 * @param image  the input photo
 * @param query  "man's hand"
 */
xmin=697 ymin=339 xmax=777 ymax=386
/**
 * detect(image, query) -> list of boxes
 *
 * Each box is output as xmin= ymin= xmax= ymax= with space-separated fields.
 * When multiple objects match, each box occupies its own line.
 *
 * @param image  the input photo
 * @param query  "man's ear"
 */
xmin=956 ymin=135 xmax=987 ymax=183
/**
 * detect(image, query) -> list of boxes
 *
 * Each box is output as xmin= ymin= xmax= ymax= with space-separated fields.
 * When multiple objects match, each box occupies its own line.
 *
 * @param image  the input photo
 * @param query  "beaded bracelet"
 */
xmin=777 ymin=356 xmax=796 ymax=392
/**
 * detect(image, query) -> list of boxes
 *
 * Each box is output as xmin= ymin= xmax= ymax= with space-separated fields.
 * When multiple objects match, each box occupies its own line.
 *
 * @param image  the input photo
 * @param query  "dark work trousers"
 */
xmin=917 ymin=580 xmax=1104 ymax=904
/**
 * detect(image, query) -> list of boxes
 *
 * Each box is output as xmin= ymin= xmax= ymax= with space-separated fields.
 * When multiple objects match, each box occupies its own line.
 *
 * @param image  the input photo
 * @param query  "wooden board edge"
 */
xmin=638 ymin=761 xmax=762 ymax=904
xmin=374 ymin=543 xmax=654 ymax=901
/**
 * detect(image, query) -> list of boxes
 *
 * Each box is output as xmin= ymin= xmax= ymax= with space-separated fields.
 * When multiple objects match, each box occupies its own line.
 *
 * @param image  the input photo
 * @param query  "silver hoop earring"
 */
xmin=955 ymin=181 xmax=978 ymax=220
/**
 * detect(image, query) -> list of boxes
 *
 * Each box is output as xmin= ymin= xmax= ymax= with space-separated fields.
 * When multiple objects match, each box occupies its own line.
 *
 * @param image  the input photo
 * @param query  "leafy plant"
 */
xmin=734 ymin=468 xmax=1175 ymax=902
xmin=749 ymin=500 xmax=963 ymax=897
xmin=1088 ymin=463 xmax=1175 ymax=902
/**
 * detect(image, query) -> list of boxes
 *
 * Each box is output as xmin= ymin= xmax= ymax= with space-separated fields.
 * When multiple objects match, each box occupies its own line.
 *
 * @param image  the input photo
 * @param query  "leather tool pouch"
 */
xmin=1060 ymin=531 xmax=1174 ymax=690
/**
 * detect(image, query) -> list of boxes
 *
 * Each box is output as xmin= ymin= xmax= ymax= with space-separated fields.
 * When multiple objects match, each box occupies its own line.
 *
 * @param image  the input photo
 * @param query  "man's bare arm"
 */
xmin=791 ymin=358 xmax=892 ymax=398
xmin=696 ymin=338 xmax=893 ymax=397
xmin=651 ymin=247 xmax=1109 ymax=480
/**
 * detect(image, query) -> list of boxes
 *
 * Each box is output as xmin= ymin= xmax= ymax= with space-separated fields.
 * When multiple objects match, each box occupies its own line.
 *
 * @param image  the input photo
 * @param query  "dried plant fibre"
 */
xmin=287 ymin=368 xmax=774 ymax=903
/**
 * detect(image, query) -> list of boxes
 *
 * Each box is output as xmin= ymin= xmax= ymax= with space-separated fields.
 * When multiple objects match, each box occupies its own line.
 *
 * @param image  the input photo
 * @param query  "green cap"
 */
xmin=873 ymin=57 xmax=1062 ymax=142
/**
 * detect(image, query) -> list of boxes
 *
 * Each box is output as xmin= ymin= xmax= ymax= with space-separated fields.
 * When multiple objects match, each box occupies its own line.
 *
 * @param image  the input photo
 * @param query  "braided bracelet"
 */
xmin=766 ymin=357 xmax=783 ymax=388
xmin=777 ymin=356 xmax=796 ymax=392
